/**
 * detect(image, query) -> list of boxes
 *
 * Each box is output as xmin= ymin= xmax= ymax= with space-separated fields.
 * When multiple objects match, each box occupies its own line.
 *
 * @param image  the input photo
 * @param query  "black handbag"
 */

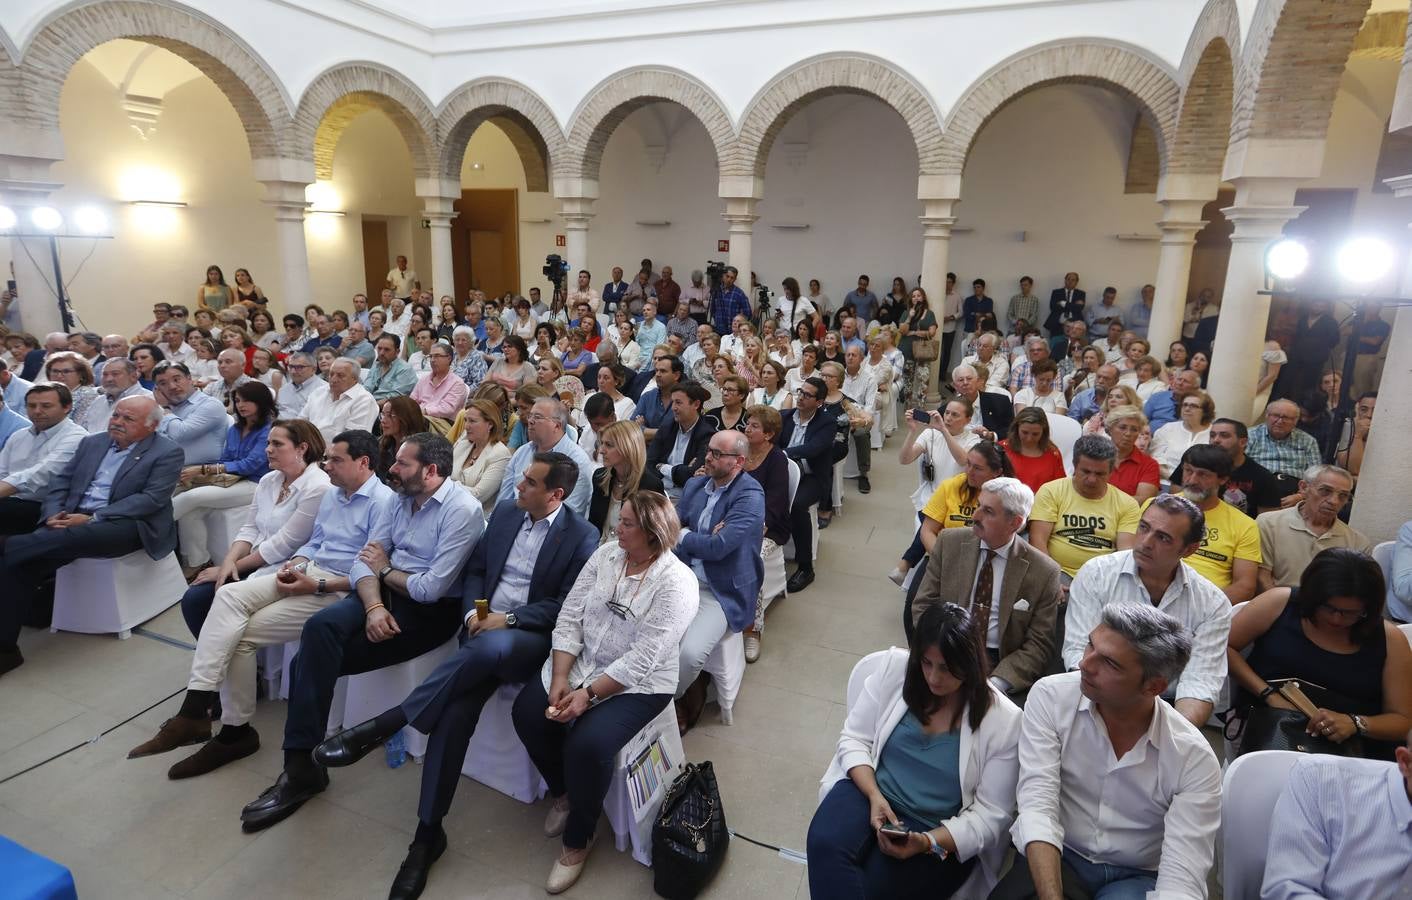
xmin=1229 ymin=678 xmax=1365 ymax=759
xmin=651 ymin=761 xmax=729 ymax=899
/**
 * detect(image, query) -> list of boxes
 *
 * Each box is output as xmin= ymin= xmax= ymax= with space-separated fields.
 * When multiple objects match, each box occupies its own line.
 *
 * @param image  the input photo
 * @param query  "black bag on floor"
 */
xmin=652 ymin=761 xmax=729 ymax=899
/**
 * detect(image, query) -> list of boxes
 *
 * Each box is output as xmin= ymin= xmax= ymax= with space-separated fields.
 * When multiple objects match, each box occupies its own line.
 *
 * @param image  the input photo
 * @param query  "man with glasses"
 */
xmin=1247 ymin=399 xmax=1321 ymax=498
xmin=779 ymin=376 xmax=839 ymax=593
xmin=497 ymin=398 xmax=594 ymax=516
xmin=303 ymin=359 xmax=379 ymax=445
xmin=410 ymin=343 xmax=467 ymax=432
xmin=154 ymin=361 xmax=227 ymax=466
xmin=671 ymin=430 xmax=765 ymax=731
xmin=84 ymin=358 xmax=151 ymax=434
xmin=1149 ymin=444 xmax=1261 ymax=603
xmin=1256 ymin=463 xmax=1373 ymax=590
xmin=277 ymin=352 xmax=329 ymax=419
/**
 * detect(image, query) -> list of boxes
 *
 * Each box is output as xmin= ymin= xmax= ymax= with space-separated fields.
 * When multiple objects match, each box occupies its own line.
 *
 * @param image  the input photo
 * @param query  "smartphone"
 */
xmin=909 ymin=408 xmax=930 ymax=424
xmin=879 ymin=822 xmax=910 ymax=838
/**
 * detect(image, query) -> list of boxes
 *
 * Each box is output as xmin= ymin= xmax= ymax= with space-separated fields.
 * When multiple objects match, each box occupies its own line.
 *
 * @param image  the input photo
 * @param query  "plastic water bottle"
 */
xmin=384 ymin=730 xmax=407 ymax=769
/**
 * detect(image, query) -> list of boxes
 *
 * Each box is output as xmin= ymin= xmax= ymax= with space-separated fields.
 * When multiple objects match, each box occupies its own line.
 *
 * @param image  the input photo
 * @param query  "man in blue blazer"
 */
xmin=673 ymin=429 xmax=765 ymax=729
xmin=0 ymin=395 xmax=183 ymax=675
xmin=310 ymin=451 xmax=596 ymax=898
xmin=1044 ymin=272 xmax=1086 ymax=337
xmin=777 ymin=376 xmax=839 ymax=593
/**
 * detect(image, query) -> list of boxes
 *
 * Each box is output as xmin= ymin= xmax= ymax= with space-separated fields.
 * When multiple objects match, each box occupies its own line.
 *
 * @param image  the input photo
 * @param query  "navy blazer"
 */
xmin=647 ymin=415 xmax=718 ymax=488
xmin=778 ymin=408 xmax=837 ymax=496
xmin=1045 ymin=287 xmax=1087 ymax=333
xmin=43 ymin=431 xmax=184 ymax=558
xmin=675 ymin=473 xmax=766 ymax=632
xmin=459 ymin=498 xmax=597 ymax=631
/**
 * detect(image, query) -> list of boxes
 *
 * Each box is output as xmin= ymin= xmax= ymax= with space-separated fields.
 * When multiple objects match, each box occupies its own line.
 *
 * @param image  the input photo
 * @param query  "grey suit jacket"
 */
xmin=43 ymin=431 xmax=185 ymax=558
xmin=912 ymin=527 xmax=1063 ymax=692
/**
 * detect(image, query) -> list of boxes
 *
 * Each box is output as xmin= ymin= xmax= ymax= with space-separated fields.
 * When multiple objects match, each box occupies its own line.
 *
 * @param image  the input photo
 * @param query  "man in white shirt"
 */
xmin=159 ymin=323 xmax=195 ymax=368
xmin=384 ymin=297 xmax=413 ymax=341
xmin=302 ymin=358 xmax=379 ymax=444
xmin=992 ymin=602 xmax=1221 ymax=900
xmin=277 ymin=352 xmax=330 ymax=419
xmin=0 ymin=383 xmax=86 ymax=534
xmin=203 ymin=349 xmax=254 ymax=412
xmin=1063 ymin=494 xmax=1231 ymax=728
xmin=84 ymin=358 xmax=152 ymax=434
xmin=568 ymin=270 xmax=601 ymax=316
xmin=386 ymin=255 xmax=419 ymax=300
xmin=841 ymin=346 xmax=877 ymax=494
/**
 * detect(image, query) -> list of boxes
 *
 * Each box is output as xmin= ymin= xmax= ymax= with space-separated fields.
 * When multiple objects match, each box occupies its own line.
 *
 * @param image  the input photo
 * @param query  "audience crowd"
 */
xmin=0 ymin=259 xmax=1407 ymax=900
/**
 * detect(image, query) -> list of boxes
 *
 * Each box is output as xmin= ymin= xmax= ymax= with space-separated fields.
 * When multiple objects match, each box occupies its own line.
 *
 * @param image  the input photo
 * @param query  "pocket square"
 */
xmin=1013 ymin=599 xmax=1030 ymax=612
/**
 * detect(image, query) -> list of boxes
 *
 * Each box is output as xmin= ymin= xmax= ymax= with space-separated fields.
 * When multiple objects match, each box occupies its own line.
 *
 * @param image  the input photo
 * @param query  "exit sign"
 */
xmin=717 ymin=239 xmax=729 ymax=252
xmin=555 ymin=234 xmax=566 ymax=247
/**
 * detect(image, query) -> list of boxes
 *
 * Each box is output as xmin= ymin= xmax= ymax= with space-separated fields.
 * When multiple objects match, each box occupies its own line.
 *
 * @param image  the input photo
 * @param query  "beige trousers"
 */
xmin=188 ymin=563 xmax=344 ymax=726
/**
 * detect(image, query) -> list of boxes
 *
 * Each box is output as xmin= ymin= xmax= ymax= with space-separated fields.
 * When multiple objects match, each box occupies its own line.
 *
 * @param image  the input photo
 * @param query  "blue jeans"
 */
xmin=807 ymin=780 xmax=973 ymax=900
xmin=1061 ymin=849 xmax=1156 ymax=900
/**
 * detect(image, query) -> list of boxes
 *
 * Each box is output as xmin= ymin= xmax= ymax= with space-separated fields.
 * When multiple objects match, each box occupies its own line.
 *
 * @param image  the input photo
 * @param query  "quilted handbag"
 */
xmin=1231 ymin=678 xmax=1364 ymax=759
xmin=651 ymin=761 xmax=729 ymax=899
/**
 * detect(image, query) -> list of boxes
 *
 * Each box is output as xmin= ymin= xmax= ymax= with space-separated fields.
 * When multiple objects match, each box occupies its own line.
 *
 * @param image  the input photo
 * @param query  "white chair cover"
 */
xmin=1047 ymin=412 xmax=1082 ymax=475
xmin=339 ymin=637 xmax=459 ymax=760
xmin=603 ymin=701 xmax=685 ymax=866
xmin=460 ymin=682 xmax=547 ymax=803
xmin=1220 ymin=750 xmax=1303 ymax=900
xmin=51 ymin=550 xmax=186 ymax=639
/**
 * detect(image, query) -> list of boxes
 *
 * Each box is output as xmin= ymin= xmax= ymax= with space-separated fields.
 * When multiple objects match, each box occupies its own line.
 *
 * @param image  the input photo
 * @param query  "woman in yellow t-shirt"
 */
xmin=919 ymin=441 xmax=1015 ymax=553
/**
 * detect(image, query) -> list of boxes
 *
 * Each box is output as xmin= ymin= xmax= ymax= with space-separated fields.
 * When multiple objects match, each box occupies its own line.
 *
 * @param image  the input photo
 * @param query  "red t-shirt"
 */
xmin=1109 ymin=450 xmax=1160 ymax=496
xmin=1002 ymin=442 xmax=1068 ymax=495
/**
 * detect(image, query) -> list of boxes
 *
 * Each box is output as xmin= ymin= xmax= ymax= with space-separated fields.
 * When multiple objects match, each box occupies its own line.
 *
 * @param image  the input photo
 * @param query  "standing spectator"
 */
xmin=1006 ymin=277 xmax=1041 ymax=335
xmin=1028 ymin=434 xmax=1140 ymax=579
xmin=844 ymin=275 xmax=880 ymax=325
xmin=385 ymin=254 xmax=419 ymax=299
xmin=652 ymin=266 xmax=680 ymax=318
xmin=1083 ymin=286 xmax=1122 ymax=339
xmin=780 ymin=377 xmax=837 ymax=593
xmin=961 ymin=279 xmax=993 ymax=340
xmin=1256 ymin=464 xmax=1373 ymax=589
xmin=1043 ymin=272 xmax=1086 ymax=337
xmin=197 ymin=264 xmax=235 ymax=311
xmin=710 ymin=267 xmax=752 ymax=336
xmin=898 ymin=287 xmax=938 ymax=408
xmin=1127 ymin=283 xmax=1155 ymax=338
xmin=1274 ymin=298 xmax=1339 ymax=402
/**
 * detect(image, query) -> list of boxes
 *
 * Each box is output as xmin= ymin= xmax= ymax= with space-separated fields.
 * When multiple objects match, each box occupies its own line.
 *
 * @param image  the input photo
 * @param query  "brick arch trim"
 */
xmin=437 ymin=78 xmax=566 ymax=191
xmin=294 ymin=63 xmax=437 ymax=181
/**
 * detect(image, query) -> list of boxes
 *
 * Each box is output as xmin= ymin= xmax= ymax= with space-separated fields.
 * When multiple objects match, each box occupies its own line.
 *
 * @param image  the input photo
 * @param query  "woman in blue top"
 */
xmin=808 ymin=603 xmax=1022 ymax=900
xmin=170 ymin=380 xmax=277 ymax=578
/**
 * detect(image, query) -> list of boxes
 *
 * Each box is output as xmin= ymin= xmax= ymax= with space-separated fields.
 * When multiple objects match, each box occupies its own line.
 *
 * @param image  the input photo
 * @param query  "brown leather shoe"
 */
xmin=128 ymin=716 xmax=211 ymax=759
xmin=676 ymin=672 xmax=709 ymax=736
xmin=167 ymin=728 xmax=259 ymax=780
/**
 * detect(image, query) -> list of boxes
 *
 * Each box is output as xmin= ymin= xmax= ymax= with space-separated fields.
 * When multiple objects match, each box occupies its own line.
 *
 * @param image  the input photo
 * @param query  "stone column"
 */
xmin=1148 ymin=176 xmax=1217 ymax=356
xmin=554 ymin=178 xmax=598 ymax=276
xmin=416 ymin=177 xmax=460 ymax=299
xmin=1350 ymin=173 xmax=1412 ymax=540
xmin=254 ymin=158 xmax=315 ymax=311
xmin=719 ymin=177 xmax=764 ymax=318
xmin=0 ymin=149 xmax=66 ymax=335
xmin=1206 ymin=178 xmax=1304 ymax=420
xmin=918 ymin=175 xmax=961 ymax=404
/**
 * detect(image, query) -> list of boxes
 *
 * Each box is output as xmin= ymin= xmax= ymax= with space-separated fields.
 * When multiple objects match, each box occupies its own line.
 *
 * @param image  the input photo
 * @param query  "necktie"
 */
xmin=972 ymin=548 xmax=997 ymax=650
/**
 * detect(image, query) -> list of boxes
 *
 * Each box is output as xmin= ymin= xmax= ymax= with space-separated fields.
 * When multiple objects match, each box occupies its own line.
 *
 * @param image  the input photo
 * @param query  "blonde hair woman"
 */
xmin=588 ymin=420 xmax=664 ymax=541
xmin=451 ymin=399 xmax=513 ymax=514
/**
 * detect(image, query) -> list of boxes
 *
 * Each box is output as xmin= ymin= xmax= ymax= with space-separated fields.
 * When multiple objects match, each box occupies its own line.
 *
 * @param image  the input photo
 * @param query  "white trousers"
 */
xmin=172 ymin=480 xmax=258 ymax=567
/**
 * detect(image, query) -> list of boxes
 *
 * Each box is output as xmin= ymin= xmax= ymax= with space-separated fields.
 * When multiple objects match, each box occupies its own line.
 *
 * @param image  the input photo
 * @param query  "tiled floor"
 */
xmin=0 ymin=446 xmax=916 ymax=898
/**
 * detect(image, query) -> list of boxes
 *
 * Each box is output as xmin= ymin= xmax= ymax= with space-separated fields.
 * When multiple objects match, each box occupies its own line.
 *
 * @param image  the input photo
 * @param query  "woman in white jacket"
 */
xmin=808 ymin=603 xmax=1022 ymax=900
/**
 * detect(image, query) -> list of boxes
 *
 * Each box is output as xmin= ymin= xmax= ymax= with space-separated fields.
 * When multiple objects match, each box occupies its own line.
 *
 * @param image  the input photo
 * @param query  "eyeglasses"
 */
xmin=1317 ymin=603 xmax=1367 ymax=621
xmin=706 ymin=448 xmax=742 ymax=459
xmin=795 ymin=389 xmax=818 ymax=400
xmin=48 ymin=368 xmax=76 ymax=376
xmin=1311 ymin=484 xmax=1353 ymax=503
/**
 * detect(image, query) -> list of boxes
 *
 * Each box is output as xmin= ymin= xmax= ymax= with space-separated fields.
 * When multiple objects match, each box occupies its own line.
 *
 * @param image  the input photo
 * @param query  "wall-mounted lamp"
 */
xmin=127 ymin=199 xmax=188 ymax=209
xmin=635 ymin=219 xmax=671 ymax=227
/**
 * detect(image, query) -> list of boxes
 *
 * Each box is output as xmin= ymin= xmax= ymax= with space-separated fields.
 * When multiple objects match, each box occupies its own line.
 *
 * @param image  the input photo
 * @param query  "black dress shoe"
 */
xmin=858 ymin=475 xmax=871 ymax=494
xmin=314 ymin=718 xmax=396 ymax=768
xmin=240 ymin=768 xmax=329 ymax=833
xmin=786 ymin=569 xmax=815 ymax=593
xmin=388 ymin=830 xmax=447 ymax=900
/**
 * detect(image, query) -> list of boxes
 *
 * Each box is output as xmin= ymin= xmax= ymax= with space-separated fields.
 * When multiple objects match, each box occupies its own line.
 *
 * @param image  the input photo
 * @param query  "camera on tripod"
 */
xmin=705 ymin=260 xmax=727 ymax=292
xmin=542 ymin=254 xmax=570 ymax=289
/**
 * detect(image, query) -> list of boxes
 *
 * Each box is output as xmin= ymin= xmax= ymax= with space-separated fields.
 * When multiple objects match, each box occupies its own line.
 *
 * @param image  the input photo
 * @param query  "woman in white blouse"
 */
xmin=512 ymin=491 xmax=698 ymax=895
xmin=808 ymin=603 xmax=1021 ymax=900
xmin=450 ymin=399 xmax=512 ymax=514
xmin=1148 ymin=389 xmax=1214 ymax=482
xmin=749 ymin=360 xmax=793 ymax=411
xmin=178 ymin=419 xmax=331 ymax=639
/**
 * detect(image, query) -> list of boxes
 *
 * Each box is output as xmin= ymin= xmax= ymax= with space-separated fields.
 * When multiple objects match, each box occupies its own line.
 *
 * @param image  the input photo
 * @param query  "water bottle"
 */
xmin=384 ymin=730 xmax=407 ymax=769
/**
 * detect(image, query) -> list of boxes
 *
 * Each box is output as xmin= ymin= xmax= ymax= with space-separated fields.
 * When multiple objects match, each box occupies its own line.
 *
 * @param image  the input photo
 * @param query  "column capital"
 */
xmin=1219 ymin=204 xmax=1306 ymax=243
xmin=718 ymin=176 xmax=764 ymax=201
xmin=1155 ymin=219 xmax=1206 ymax=244
xmin=919 ymin=215 xmax=957 ymax=240
xmin=1382 ymin=173 xmax=1412 ymax=199
xmin=723 ymin=213 xmax=759 ymax=233
xmin=916 ymin=174 xmax=962 ymax=203
xmin=553 ymin=177 xmax=599 ymax=201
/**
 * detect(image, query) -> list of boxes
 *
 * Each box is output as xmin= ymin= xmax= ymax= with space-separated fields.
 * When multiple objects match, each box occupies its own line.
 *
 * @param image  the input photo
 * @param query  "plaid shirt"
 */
xmin=1246 ymin=424 xmax=1321 ymax=478
xmin=1010 ymin=358 xmax=1037 ymax=393
xmin=1007 ymin=294 xmax=1041 ymax=331
xmin=711 ymin=287 xmax=752 ymax=335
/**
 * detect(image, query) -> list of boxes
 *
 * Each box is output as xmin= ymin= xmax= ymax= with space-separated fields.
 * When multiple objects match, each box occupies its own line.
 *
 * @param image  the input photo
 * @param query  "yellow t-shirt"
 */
xmin=921 ymin=473 xmax=979 ymax=530
xmin=1031 ymin=479 xmax=1140 ymax=576
xmin=1141 ymin=496 xmax=1261 ymax=588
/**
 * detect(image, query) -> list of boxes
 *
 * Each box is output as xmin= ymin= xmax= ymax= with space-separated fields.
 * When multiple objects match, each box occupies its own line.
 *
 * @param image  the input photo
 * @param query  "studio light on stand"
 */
xmin=0 ymin=203 xmax=114 ymax=331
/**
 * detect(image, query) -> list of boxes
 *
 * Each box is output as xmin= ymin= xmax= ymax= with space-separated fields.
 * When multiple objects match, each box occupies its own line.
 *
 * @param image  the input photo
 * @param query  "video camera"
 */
xmin=542 ymin=254 xmax=570 ymax=289
xmin=705 ymin=260 xmax=728 ymax=292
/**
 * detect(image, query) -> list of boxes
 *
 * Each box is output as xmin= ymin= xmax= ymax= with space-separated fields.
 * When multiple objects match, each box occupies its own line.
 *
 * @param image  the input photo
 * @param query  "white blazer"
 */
xmin=818 ymin=647 xmax=1022 ymax=900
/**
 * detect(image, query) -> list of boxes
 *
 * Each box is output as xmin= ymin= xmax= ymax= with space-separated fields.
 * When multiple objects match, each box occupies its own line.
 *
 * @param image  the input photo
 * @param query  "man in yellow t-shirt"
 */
xmin=1147 ymin=444 xmax=1261 ymax=602
xmin=1029 ymin=434 xmax=1140 ymax=578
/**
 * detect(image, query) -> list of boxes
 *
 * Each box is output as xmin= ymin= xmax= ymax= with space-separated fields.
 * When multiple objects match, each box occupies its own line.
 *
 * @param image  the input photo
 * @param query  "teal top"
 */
xmin=875 ymin=711 xmax=963 ymax=829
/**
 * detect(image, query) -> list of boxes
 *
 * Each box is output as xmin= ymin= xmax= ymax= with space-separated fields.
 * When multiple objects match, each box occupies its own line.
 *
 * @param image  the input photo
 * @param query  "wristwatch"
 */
xmin=378 ymin=565 xmax=393 ymax=583
xmin=316 ymin=578 xmax=327 ymax=596
xmin=583 ymin=683 xmax=600 ymax=706
xmin=1351 ymin=714 xmax=1369 ymax=737
xmin=504 ymin=611 xmax=518 ymax=629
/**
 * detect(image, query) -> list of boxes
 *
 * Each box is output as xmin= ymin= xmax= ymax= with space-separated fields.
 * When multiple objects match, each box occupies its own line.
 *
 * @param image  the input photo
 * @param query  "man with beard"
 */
xmin=1145 ymin=444 xmax=1260 ymax=603
xmin=238 ymin=432 xmax=484 ymax=831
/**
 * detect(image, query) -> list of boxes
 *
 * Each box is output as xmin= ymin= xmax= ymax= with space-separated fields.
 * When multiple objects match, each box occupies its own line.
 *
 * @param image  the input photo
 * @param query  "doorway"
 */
xmin=361 ymin=218 xmax=390 ymax=302
xmin=451 ymin=189 xmax=520 ymax=307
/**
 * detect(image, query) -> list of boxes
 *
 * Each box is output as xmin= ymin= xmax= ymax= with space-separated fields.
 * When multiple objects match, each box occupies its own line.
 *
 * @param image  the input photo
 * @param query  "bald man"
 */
xmin=204 ymin=348 xmax=255 ymax=413
xmin=0 ymin=395 xmax=185 ymax=676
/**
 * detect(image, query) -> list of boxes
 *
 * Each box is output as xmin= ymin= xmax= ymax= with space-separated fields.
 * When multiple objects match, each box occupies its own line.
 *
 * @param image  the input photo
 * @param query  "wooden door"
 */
xmin=451 ymin=189 xmax=519 ymax=304
xmin=469 ymin=231 xmax=506 ymax=296
xmin=361 ymin=218 xmax=390 ymax=302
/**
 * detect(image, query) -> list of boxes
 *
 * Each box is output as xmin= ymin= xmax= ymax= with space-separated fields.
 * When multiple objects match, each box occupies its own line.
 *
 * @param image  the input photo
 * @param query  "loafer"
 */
xmin=786 ymin=569 xmax=815 ymax=593
xmin=858 ymin=475 xmax=871 ymax=494
xmin=887 ymin=567 xmax=906 ymax=587
xmin=240 ymin=768 xmax=329 ymax=833
xmin=128 ymin=715 xmax=211 ymax=759
xmin=388 ymin=829 xmax=447 ymax=900
xmin=168 ymin=728 xmax=259 ymax=780
xmin=743 ymin=633 xmax=761 ymax=664
xmin=817 ymin=516 xmax=831 ymax=529
xmin=547 ymin=838 xmax=595 ymax=895
xmin=543 ymin=796 xmax=571 ymax=838
xmin=314 ymin=718 xmax=396 ymax=769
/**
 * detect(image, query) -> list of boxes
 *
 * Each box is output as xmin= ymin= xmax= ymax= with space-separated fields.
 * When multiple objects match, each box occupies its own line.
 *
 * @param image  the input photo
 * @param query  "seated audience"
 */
xmin=741 ymin=405 xmax=790 ymax=661
xmin=632 ymin=352 xmax=681 ymax=442
xmin=1147 ymin=389 xmax=1213 ymax=483
xmin=171 ymin=381 xmax=277 ymax=577
xmin=1011 ymin=358 xmax=1066 ymax=416
xmin=363 ymin=334 xmax=417 ymax=401
xmin=154 ymin=361 xmax=228 ymax=466
xmin=577 ymin=392 xmax=616 ymax=462
xmin=1028 ymin=434 xmax=1140 ymax=580
xmin=0 ymin=384 xmax=86 ymax=535
xmin=1260 ymin=733 xmax=1412 ymax=900
xmin=83 ymin=357 xmax=152 ymax=434
xmin=780 ymin=376 xmax=838 ymax=593
xmin=1103 ymin=405 xmax=1159 ymax=502
xmin=510 ymin=491 xmax=698 ymax=894
xmin=505 ymin=383 xmax=548 ymax=449
xmin=0 ymin=396 xmax=182 ymax=677
xmin=705 ymin=374 xmax=750 ymax=433
xmin=1227 ymin=548 xmax=1412 ymax=760
xmin=951 ymin=362 xmax=1012 ymax=439
xmin=1063 ymin=495 xmax=1231 ymax=728
xmin=45 ymin=352 xmax=100 ymax=426
xmin=497 ymin=397 xmax=595 ymax=517
xmin=646 ymin=382 xmax=717 ymax=497
xmin=586 ymin=362 xmax=635 ymax=423
xmin=990 ymin=603 xmax=1219 ymax=900
xmin=919 ymin=441 xmax=1015 ymax=553
xmin=911 ymin=477 xmax=1062 ymax=694
xmin=1257 ymin=463 xmax=1373 ymax=590
xmin=1170 ymin=416 xmax=1280 ymax=517
xmin=1142 ymin=368 xmax=1202 ymax=432
xmin=589 ymin=420 xmax=664 ymax=541
xmin=890 ymin=399 xmax=981 ymax=585
xmin=808 ymin=603 xmax=1022 ymax=900
xmin=410 ymin=343 xmax=469 ymax=435
xmin=450 ymin=399 xmax=512 ymax=514
xmin=376 ymin=397 xmax=427 ymax=483
xmin=1153 ymin=444 xmax=1261 ymax=602
xmin=276 ymin=352 xmax=329 ymax=420
xmin=1247 ymin=399 xmax=1323 ymax=499
xmin=303 ymin=358 xmax=380 ymax=444
xmin=240 ymin=432 xmax=482 ymax=828
xmin=1392 ymin=519 xmax=1412 ymax=623
xmin=309 ymin=453 xmax=596 ymax=898
xmin=179 ymin=420 xmax=329 ymax=639
xmin=999 ymin=408 xmax=1066 ymax=496
xmin=203 ymin=348 xmax=254 ymax=412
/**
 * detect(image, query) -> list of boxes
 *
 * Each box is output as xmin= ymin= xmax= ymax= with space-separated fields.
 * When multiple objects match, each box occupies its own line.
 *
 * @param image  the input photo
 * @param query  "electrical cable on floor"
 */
xmin=728 ymin=829 xmax=807 ymax=865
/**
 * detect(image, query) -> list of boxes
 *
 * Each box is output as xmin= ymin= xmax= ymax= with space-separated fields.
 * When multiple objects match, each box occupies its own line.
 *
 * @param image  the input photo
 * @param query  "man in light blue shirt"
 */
xmin=497 ymin=398 xmax=594 ymax=517
xmin=0 ymin=383 xmax=86 ymax=532
xmin=154 ymin=361 xmax=227 ymax=465
xmin=1068 ymin=364 xmax=1118 ymax=424
xmin=635 ymin=299 xmax=667 ymax=356
xmin=0 ymin=395 xmax=30 ymax=450
xmin=0 ymin=361 xmax=33 ymax=410
xmin=1127 ymin=285 xmax=1154 ymax=339
xmin=362 ymin=334 xmax=417 ymax=401
xmin=1261 ymin=743 xmax=1412 ymax=900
